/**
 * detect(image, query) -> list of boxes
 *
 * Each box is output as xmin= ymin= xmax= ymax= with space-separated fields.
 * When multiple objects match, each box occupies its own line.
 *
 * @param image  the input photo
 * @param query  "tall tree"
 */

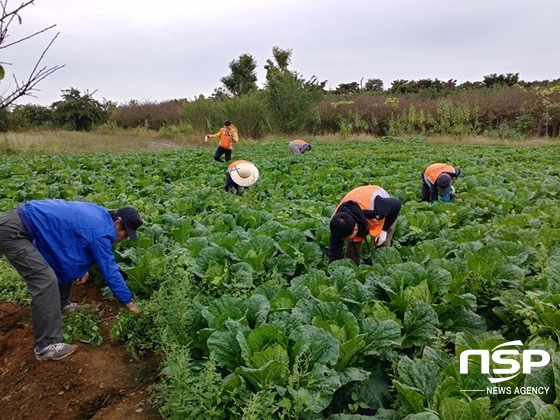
xmin=0 ymin=0 xmax=64 ymax=108
xmin=263 ymin=46 xmax=323 ymax=134
xmin=364 ymin=78 xmax=384 ymax=93
xmin=483 ymin=73 xmax=520 ymax=88
xmin=220 ymin=53 xmax=258 ymax=97
xmin=51 ymin=88 xmax=109 ymax=131
xmin=264 ymin=46 xmax=292 ymax=83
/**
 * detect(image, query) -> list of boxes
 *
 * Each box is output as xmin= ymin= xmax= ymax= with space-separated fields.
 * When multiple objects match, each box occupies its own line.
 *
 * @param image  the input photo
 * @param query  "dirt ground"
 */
xmin=0 ymin=283 xmax=162 ymax=420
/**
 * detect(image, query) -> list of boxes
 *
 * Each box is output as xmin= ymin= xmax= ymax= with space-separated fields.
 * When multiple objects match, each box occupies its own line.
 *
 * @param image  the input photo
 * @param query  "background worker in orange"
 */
xmin=289 ymin=139 xmax=312 ymax=155
xmin=422 ymin=163 xmax=461 ymax=202
xmin=329 ymin=185 xmax=401 ymax=265
xmin=205 ymin=120 xmax=239 ymax=162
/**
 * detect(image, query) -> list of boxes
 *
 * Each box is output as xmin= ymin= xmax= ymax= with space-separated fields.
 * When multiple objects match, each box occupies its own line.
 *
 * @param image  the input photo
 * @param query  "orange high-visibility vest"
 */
xmin=210 ymin=125 xmax=238 ymax=150
xmin=293 ymin=139 xmax=308 ymax=146
xmin=424 ymin=163 xmax=456 ymax=184
xmin=334 ymin=185 xmax=387 ymax=241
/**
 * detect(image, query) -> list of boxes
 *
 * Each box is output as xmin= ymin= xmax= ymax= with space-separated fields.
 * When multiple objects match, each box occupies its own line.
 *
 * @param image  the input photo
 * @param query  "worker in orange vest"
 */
xmin=329 ymin=185 xmax=401 ymax=264
xmin=422 ymin=163 xmax=461 ymax=202
xmin=289 ymin=139 xmax=312 ymax=155
xmin=225 ymin=160 xmax=259 ymax=195
xmin=205 ymin=120 xmax=239 ymax=163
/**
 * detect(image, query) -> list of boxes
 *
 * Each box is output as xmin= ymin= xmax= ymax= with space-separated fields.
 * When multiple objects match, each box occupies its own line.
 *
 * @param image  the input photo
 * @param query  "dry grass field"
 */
xmin=1 ymin=130 xmax=559 ymax=155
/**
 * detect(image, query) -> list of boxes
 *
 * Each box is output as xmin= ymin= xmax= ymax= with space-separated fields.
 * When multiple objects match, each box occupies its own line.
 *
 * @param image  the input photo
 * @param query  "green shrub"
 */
xmin=63 ymin=309 xmax=103 ymax=345
xmin=9 ymin=104 xmax=53 ymax=129
xmin=223 ymin=91 xmax=271 ymax=139
xmin=51 ymin=88 xmax=110 ymax=131
xmin=0 ymin=260 xmax=29 ymax=303
xmin=114 ymin=99 xmax=185 ymax=130
xmin=158 ymin=122 xmax=195 ymax=138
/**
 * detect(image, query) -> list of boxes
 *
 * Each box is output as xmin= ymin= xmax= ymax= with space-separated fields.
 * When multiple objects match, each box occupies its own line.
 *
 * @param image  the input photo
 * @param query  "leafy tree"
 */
xmin=334 ymin=82 xmax=360 ymax=95
xmin=263 ymin=46 xmax=323 ymax=134
xmin=364 ymin=78 xmax=384 ymax=93
xmin=210 ymin=86 xmax=231 ymax=101
xmin=10 ymin=103 xmax=53 ymax=128
xmin=0 ymin=0 xmax=64 ymax=108
xmin=265 ymin=46 xmax=292 ymax=78
xmin=483 ymin=73 xmax=520 ymax=88
xmin=388 ymin=78 xmax=455 ymax=98
xmin=457 ymin=80 xmax=485 ymax=90
xmin=51 ymin=88 xmax=109 ymax=131
xmin=220 ymin=53 xmax=258 ymax=97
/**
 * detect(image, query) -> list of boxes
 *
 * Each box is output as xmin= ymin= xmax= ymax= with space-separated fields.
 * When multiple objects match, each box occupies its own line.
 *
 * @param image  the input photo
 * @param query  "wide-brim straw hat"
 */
xmin=230 ymin=162 xmax=259 ymax=187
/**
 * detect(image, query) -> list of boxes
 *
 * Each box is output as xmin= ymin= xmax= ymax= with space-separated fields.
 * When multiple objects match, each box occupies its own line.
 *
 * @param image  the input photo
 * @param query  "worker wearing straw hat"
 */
xmin=225 ymin=160 xmax=259 ymax=195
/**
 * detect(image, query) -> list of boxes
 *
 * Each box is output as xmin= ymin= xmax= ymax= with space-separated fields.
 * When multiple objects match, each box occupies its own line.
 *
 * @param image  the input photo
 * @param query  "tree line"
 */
xmin=2 ymin=35 xmax=560 ymax=138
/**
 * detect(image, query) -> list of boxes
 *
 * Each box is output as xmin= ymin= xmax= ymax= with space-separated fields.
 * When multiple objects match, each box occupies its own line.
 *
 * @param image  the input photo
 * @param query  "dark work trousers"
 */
xmin=225 ymin=172 xmax=244 ymax=194
xmin=214 ymin=146 xmax=232 ymax=163
xmin=345 ymin=222 xmax=396 ymax=265
xmin=0 ymin=208 xmax=64 ymax=349
xmin=421 ymin=177 xmax=431 ymax=202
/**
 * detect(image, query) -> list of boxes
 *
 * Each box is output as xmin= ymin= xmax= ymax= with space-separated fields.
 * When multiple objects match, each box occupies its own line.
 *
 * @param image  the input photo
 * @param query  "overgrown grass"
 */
xmin=0 ymin=129 xmax=192 ymax=154
xmin=1 ymin=129 xmax=559 ymax=155
xmin=0 ymin=259 xmax=29 ymax=304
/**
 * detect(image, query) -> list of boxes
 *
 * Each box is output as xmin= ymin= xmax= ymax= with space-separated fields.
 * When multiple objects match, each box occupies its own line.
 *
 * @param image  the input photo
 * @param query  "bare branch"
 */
xmin=0 ymin=31 xmax=65 ymax=108
xmin=0 ymin=1 xmax=38 ymax=45
xmin=0 ymin=24 xmax=57 ymax=49
xmin=0 ymin=1 xmax=63 ymax=108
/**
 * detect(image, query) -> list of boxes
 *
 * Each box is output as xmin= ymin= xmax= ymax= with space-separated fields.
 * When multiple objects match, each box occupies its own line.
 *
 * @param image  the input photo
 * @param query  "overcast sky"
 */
xmin=3 ymin=0 xmax=560 ymax=106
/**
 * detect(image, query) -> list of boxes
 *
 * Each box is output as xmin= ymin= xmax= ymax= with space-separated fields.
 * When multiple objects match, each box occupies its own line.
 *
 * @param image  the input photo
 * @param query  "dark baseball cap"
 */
xmin=116 ymin=207 xmax=143 ymax=241
xmin=437 ymin=173 xmax=452 ymax=195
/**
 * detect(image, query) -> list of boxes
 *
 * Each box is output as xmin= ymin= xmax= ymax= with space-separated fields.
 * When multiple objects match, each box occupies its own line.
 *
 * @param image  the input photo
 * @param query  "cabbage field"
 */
xmin=1 ymin=138 xmax=560 ymax=419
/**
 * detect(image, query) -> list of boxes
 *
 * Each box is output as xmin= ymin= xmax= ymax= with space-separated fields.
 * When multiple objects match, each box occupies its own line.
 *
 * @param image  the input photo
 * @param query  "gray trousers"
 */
xmin=0 ymin=208 xmax=67 ymax=349
xmin=289 ymin=142 xmax=301 ymax=155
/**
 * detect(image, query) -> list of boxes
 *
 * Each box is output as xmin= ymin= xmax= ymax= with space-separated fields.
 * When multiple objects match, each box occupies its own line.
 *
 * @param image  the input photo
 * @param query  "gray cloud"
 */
xmin=3 ymin=0 xmax=559 ymax=106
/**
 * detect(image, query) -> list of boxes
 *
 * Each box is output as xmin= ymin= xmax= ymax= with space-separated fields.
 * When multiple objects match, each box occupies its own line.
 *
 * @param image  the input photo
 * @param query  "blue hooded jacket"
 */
xmin=18 ymin=200 xmax=133 ymax=304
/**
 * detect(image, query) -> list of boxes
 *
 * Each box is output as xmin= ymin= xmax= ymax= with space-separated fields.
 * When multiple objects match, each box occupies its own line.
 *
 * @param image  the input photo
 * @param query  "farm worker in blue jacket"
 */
xmin=422 ymin=163 xmax=461 ymax=202
xmin=0 ymin=200 xmax=143 ymax=361
xmin=205 ymin=120 xmax=239 ymax=163
xmin=289 ymin=139 xmax=312 ymax=155
xmin=329 ymin=186 xmax=401 ymax=265
xmin=225 ymin=159 xmax=259 ymax=195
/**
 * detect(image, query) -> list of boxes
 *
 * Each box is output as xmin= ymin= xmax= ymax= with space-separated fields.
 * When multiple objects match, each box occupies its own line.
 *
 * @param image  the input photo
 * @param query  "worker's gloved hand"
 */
xmin=441 ymin=193 xmax=451 ymax=202
xmin=375 ymin=230 xmax=388 ymax=247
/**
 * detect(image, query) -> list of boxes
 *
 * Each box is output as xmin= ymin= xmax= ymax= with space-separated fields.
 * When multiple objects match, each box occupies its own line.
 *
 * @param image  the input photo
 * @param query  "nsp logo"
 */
xmin=459 ymin=340 xmax=550 ymax=383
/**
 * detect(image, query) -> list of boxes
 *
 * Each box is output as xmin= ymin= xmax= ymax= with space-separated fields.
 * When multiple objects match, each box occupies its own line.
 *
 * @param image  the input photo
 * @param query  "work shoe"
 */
xmin=61 ymin=302 xmax=82 ymax=317
xmin=34 ymin=343 xmax=78 ymax=361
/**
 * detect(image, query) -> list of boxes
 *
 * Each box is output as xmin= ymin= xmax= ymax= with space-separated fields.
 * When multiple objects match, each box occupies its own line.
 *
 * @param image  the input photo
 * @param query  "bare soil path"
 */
xmin=0 ymin=283 xmax=161 ymax=420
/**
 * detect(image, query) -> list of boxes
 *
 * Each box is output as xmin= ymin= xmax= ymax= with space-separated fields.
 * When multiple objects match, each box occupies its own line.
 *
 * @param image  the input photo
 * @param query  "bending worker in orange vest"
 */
xmin=289 ymin=139 xmax=312 ymax=155
xmin=329 ymin=185 xmax=401 ymax=265
xmin=422 ymin=163 xmax=461 ymax=202
xmin=205 ymin=120 xmax=239 ymax=163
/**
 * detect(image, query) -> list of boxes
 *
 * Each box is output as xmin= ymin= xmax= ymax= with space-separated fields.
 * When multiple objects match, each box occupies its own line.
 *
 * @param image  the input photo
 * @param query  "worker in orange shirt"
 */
xmin=225 ymin=160 xmax=259 ymax=195
xmin=329 ymin=185 xmax=401 ymax=265
xmin=422 ymin=163 xmax=461 ymax=202
xmin=289 ymin=139 xmax=312 ymax=155
xmin=205 ymin=120 xmax=239 ymax=162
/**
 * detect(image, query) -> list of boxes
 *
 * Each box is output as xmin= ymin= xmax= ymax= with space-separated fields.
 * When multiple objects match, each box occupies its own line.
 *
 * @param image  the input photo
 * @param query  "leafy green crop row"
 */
xmin=1 ymin=138 xmax=560 ymax=419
